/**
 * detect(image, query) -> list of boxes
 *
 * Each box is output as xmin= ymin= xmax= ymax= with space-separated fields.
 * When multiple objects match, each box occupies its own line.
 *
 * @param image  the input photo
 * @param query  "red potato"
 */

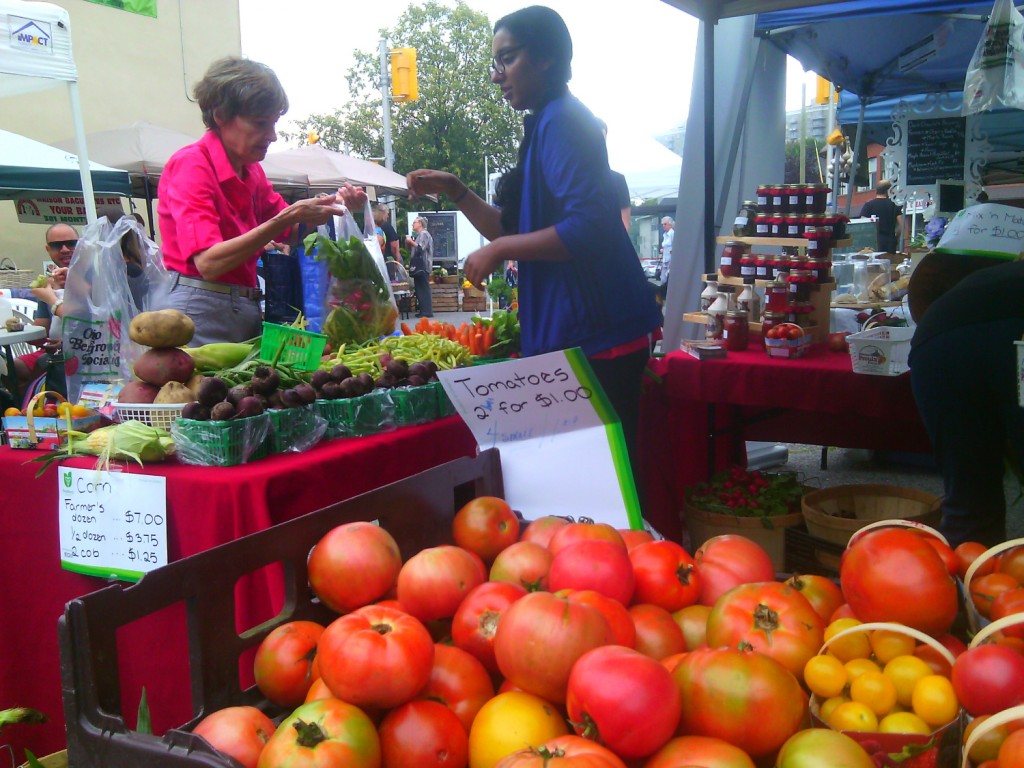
xmin=133 ymin=347 xmax=196 ymax=387
xmin=118 ymin=380 xmax=160 ymax=404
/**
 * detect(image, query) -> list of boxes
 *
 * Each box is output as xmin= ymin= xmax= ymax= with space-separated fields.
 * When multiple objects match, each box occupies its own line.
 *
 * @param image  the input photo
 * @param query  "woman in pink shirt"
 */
xmin=158 ymin=56 xmax=363 ymax=344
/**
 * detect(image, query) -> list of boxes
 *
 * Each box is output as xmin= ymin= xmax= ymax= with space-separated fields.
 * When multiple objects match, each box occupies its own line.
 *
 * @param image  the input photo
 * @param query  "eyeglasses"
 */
xmin=47 ymin=239 xmax=78 ymax=251
xmin=489 ymin=45 xmax=525 ymax=75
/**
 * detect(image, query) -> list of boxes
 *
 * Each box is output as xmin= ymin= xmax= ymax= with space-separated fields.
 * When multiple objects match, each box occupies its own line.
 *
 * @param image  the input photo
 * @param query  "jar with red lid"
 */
xmin=803 ymin=184 xmax=829 ymax=214
xmin=769 ymin=215 xmax=784 ymax=236
xmin=720 ymin=241 xmax=746 ymax=278
xmin=756 ymin=185 xmax=773 ymax=213
xmin=784 ymin=184 xmax=805 ymax=214
xmin=803 ymin=225 xmax=834 ymax=258
xmin=739 ymin=254 xmax=757 ymax=279
xmin=765 ymin=280 xmax=788 ymax=312
xmin=724 ymin=309 xmax=749 ymax=351
xmin=754 ymin=254 xmax=770 ymax=280
xmin=786 ymin=269 xmax=814 ymax=285
xmin=825 ymin=213 xmax=849 ymax=241
xmin=770 ymin=185 xmax=785 ymax=213
xmin=786 ymin=254 xmax=809 ymax=272
xmin=782 ymin=214 xmax=804 ymax=237
xmin=807 ymin=258 xmax=832 ymax=283
xmin=754 ymin=213 xmax=772 ymax=237
xmin=760 ymin=311 xmax=786 ymax=346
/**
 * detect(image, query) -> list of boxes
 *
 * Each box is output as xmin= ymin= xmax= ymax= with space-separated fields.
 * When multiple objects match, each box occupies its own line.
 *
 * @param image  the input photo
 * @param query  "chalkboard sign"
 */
xmin=906 ymin=117 xmax=966 ymax=186
xmin=832 ymin=219 xmax=879 ymax=256
xmin=421 ymin=212 xmax=457 ymax=265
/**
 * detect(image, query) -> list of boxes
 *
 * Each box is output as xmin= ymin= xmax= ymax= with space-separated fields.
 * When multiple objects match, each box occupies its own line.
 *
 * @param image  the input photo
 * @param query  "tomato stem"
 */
xmin=753 ymin=603 xmax=780 ymax=636
xmin=371 ymin=622 xmax=393 ymax=636
xmin=291 ymin=718 xmax=329 ymax=748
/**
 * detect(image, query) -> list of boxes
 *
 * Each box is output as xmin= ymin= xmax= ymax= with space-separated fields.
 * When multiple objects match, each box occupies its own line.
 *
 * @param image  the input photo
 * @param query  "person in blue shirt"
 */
xmin=406 ymin=5 xmax=660 ymax=466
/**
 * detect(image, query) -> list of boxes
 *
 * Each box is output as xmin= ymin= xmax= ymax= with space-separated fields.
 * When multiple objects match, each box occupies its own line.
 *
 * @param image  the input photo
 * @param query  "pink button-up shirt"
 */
xmin=158 ymin=130 xmax=288 ymax=288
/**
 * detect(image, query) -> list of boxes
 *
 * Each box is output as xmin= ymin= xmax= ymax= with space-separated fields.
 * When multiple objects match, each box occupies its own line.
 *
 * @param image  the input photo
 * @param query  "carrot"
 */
xmin=483 ymin=325 xmax=496 ymax=353
xmin=401 ymin=322 xmax=413 ymax=336
xmin=473 ymin=332 xmax=484 ymax=356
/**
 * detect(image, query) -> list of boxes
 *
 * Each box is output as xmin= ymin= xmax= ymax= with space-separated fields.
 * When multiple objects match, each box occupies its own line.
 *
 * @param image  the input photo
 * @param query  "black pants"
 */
xmin=910 ymin=318 xmax=1024 ymax=547
xmin=587 ymin=347 xmax=650 ymax=481
xmin=412 ymin=272 xmax=433 ymax=317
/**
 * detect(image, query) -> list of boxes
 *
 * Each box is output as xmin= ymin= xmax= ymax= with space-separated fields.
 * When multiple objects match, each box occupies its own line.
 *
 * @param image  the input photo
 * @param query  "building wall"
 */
xmin=1 ymin=0 xmax=240 ymax=271
xmin=784 ymin=102 xmax=830 ymax=143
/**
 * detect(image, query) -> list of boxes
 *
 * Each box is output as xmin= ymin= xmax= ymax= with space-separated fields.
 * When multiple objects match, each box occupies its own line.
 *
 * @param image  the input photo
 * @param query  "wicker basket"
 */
xmin=683 ymin=501 xmax=803 ymax=571
xmin=0 ymin=267 xmax=35 ymax=289
xmin=801 ymin=484 xmax=941 ymax=547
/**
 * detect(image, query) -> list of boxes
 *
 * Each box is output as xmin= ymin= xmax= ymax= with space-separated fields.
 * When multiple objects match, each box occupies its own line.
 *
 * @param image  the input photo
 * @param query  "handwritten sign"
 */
xmin=57 ymin=468 xmax=168 ymax=581
xmin=906 ymin=117 xmax=966 ymax=186
xmin=437 ymin=349 xmax=643 ymax=529
xmin=935 ymin=203 xmax=1024 ymax=259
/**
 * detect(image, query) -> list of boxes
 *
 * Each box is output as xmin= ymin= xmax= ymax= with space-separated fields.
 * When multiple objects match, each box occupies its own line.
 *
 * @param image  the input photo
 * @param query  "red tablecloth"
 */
xmin=0 ymin=417 xmax=476 ymax=759
xmin=637 ymin=344 xmax=931 ymax=544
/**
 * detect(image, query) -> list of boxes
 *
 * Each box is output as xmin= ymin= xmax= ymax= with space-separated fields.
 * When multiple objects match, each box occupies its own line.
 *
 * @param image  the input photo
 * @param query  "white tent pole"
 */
xmin=67 ymin=80 xmax=97 ymax=223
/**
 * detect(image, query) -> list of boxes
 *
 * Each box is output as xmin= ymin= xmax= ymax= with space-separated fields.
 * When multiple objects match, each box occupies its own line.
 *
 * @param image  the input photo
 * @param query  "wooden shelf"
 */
xmin=716 ymin=236 xmax=853 ymax=248
xmin=716 ymin=274 xmax=835 ymax=290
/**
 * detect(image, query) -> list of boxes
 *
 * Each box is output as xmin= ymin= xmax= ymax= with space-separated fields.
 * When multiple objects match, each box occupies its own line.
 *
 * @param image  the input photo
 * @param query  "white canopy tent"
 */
xmin=0 ymin=0 xmax=99 ymax=221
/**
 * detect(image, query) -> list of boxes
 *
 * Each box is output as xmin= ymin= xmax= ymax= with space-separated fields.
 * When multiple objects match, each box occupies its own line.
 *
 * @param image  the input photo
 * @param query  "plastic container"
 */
xmin=700 ymin=276 xmax=719 ymax=312
xmin=801 ymin=485 xmax=942 ymax=547
xmin=266 ymin=406 xmax=326 ymax=454
xmin=764 ymin=322 xmax=810 ymax=359
xmin=172 ymin=412 xmax=271 ymax=466
xmin=111 ymin=402 xmax=186 ymax=432
xmin=390 ymin=384 xmax=441 ymax=426
xmin=314 ymin=389 xmax=396 ymax=438
xmin=59 ymin=450 xmax=505 ymax=768
xmin=847 ymin=326 xmax=914 ymax=376
xmin=259 ymin=322 xmax=328 ymax=371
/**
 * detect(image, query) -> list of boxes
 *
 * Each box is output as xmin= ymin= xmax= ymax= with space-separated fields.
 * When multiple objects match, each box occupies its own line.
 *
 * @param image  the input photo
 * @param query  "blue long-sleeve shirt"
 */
xmin=516 ymin=93 xmax=661 ymax=357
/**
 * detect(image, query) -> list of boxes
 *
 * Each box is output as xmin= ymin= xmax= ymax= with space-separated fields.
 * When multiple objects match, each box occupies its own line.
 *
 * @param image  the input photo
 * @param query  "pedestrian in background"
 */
xmin=660 ymin=216 xmax=674 ymax=283
xmin=406 ymin=216 xmax=434 ymax=317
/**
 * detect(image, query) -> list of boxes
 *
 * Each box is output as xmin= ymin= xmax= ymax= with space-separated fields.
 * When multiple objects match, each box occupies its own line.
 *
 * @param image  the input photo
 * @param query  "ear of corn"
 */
xmin=33 ymin=420 xmax=175 ymax=476
xmin=183 ymin=342 xmax=254 ymax=372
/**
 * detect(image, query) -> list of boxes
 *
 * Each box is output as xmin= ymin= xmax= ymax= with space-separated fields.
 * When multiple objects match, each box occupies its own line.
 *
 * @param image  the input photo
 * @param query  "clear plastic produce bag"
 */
xmin=963 ymin=0 xmax=1024 ymax=114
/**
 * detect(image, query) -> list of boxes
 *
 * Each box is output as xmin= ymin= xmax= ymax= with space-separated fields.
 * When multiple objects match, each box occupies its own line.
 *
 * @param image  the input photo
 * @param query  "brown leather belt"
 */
xmin=176 ymin=274 xmax=261 ymax=299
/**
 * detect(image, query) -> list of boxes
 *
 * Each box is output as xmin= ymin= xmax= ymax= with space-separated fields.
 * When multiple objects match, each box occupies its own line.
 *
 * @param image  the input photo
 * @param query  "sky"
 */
xmin=238 ymin=0 xmax=818 ymax=177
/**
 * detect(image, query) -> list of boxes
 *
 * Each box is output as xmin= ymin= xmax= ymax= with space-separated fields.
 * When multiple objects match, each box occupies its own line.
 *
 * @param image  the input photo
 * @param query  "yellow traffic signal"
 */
xmin=390 ymin=47 xmax=418 ymax=102
xmin=815 ymin=75 xmax=834 ymax=105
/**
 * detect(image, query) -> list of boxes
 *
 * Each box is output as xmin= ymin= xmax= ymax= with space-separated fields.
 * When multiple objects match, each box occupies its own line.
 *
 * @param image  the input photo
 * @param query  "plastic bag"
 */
xmin=963 ymin=0 xmax=1024 ymax=114
xmin=61 ymin=216 xmax=172 ymax=402
xmin=171 ymin=412 xmax=271 ymax=466
xmin=267 ymin=405 xmax=327 ymax=453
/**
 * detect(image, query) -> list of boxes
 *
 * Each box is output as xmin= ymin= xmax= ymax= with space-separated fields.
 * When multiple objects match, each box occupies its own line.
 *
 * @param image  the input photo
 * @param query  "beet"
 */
xmin=181 ymin=402 xmax=210 ymax=421
xmin=197 ymin=377 xmax=228 ymax=407
xmin=330 ymin=364 xmax=352 ymax=382
xmin=250 ymin=366 xmax=280 ymax=396
xmin=320 ymin=381 xmax=342 ymax=400
xmin=407 ymin=374 xmax=426 ymax=387
xmin=280 ymin=389 xmax=305 ymax=408
xmin=386 ymin=359 xmax=409 ymax=379
xmin=234 ymin=396 xmax=265 ymax=419
xmin=209 ymin=401 xmax=236 ymax=421
xmin=310 ymin=369 xmax=331 ymax=391
xmin=226 ymin=385 xmax=253 ymax=407
xmin=294 ymin=383 xmax=317 ymax=405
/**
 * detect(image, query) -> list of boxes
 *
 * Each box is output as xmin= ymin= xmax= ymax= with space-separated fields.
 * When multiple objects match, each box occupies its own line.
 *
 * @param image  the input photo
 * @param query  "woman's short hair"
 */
xmin=194 ymin=56 xmax=288 ymax=131
xmin=413 ymin=217 xmax=429 ymax=229
xmin=494 ymin=6 xmax=573 ymax=85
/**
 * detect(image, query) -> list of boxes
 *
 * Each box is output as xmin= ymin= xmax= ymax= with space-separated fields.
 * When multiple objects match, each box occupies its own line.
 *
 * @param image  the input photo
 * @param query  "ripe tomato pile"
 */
xmin=189 ymin=501 xmax=1024 ymax=768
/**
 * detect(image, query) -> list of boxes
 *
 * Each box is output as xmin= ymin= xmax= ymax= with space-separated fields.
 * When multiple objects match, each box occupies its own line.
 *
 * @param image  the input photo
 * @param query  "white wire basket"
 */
xmin=111 ymin=402 xmax=187 ymax=432
xmin=846 ymin=326 xmax=914 ymax=376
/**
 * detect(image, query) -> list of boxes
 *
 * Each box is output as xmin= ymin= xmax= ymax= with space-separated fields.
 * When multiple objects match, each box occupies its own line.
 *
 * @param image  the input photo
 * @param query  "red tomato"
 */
xmin=694 ymin=535 xmax=776 ymax=606
xmin=257 ymin=698 xmax=380 ymax=768
xmin=565 ymin=589 xmax=637 ymax=648
xmin=629 ymin=603 xmax=686 ymax=660
xmin=644 ymin=735 xmax=755 ymax=768
xmin=783 ymin=574 xmax=845 ymax=623
xmin=494 ymin=591 xmax=614 ymax=703
xmin=629 ymin=540 xmax=700 ymax=612
xmin=253 ymin=620 xmax=324 ymax=708
xmin=998 ymin=545 xmax=1024 ymax=584
xmin=318 ymin=604 xmax=435 ymax=709
xmin=303 ymin=677 xmax=332 ymax=703
xmin=672 ymin=646 xmax=807 ymax=758
xmin=519 ymin=516 xmax=571 ymax=548
xmin=548 ymin=522 xmax=626 ymax=557
xmin=705 ymin=581 xmax=824 ymax=678
xmin=991 ymin=588 xmax=1024 ymax=638
xmin=914 ymin=637 xmax=965 ymax=678
xmin=672 ymin=604 xmax=711 ymax=651
xmin=566 ymin=645 xmax=681 ymax=759
xmin=397 ymin=545 xmax=487 ymax=622
xmin=618 ymin=528 xmax=655 ymax=551
xmin=766 ymin=327 xmax=781 ymax=340
xmin=999 ymin=729 xmax=1024 ymax=768
xmin=417 ymin=643 xmax=495 ymax=734
xmin=452 ymin=580 xmax=529 ymax=674
xmin=840 ymin=528 xmax=958 ymax=636
xmin=661 ymin=652 xmax=687 ymax=674
xmin=495 ymin=735 xmax=625 ymax=768
xmin=548 ymin=539 xmax=635 ymax=605
xmin=307 ymin=521 xmax=402 ymax=612
xmin=827 ymin=332 xmax=851 ymax=353
xmin=453 ymin=496 xmax=520 ymax=562
xmin=955 ymin=541 xmax=993 ymax=581
xmin=951 ymin=644 xmax=1024 ymax=717
xmin=971 ymin=573 xmax=1020 ymax=620
xmin=379 ymin=699 xmax=468 ymax=768
xmin=830 ymin=603 xmax=857 ymax=622
xmin=42 ymin=403 xmax=59 ymax=418
xmin=489 ymin=541 xmax=552 ymax=592
xmin=785 ymin=326 xmax=802 ymax=341
xmin=919 ymin=535 xmax=959 ymax=577
xmin=194 ymin=706 xmax=275 ymax=768
xmin=774 ymin=729 xmax=875 ymax=768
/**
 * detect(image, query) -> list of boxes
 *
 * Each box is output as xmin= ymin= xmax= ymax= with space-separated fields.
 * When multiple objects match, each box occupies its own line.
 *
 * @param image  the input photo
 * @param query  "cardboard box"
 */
xmin=2 ymin=412 xmax=102 ymax=450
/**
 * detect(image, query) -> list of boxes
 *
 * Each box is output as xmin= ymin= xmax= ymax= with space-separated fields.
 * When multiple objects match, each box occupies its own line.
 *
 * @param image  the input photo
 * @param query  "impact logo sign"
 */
xmin=11 ymin=16 xmax=52 ymax=54
xmin=63 ymin=471 xmax=73 ymax=490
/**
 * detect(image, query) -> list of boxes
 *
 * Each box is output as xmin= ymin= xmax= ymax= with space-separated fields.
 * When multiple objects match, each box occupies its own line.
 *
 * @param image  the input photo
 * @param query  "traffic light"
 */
xmin=390 ymin=47 xmax=418 ymax=102
xmin=815 ymin=76 xmax=833 ymax=105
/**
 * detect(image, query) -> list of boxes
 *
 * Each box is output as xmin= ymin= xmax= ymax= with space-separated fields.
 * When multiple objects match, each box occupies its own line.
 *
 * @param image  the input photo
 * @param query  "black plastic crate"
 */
xmin=59 ymin=449 xmax=504 ymax=768
xmin=784 ymin=524 xmax=844 ymax=577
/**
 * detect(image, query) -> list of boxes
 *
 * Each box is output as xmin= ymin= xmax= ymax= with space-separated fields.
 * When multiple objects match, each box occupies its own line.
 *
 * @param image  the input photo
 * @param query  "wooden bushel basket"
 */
xmin=801 ymin=484 xmax=942 ymax=547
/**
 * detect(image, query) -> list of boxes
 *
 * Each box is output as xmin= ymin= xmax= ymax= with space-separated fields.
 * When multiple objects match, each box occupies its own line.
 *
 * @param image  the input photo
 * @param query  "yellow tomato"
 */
xmin=819 ymin=695 xmax=851 ymax=723
xmin=825 ymin=619 xmax=871 ymax=662
xmin=964 ymin=715 xmax=1009 ymax=765
xmin=884 ymin=655 xmax=936 ymax=708
xmin=844 ymin=657 xmax=881 ymax=683
xmin=850 ymin=670 xmax=897 ymax=717
xmin=804 ymin=654 xmax=848 ymax=699
xmin=70 ymin=403 xmax=90 ymax=418
xmin=869 ymin=629 xmax=916 ymax=664
xmin=828 ymin=701 xmax=879 ymax=733
xmin=911 ymin=675 xmax=959 ymax=728
xmin=879 ymin=711 xmax=932 ymax=736
xmin=3 ymin=407 xmax=21 ymax=417
xmin=56 ymin=402 xmax=73 ymax=417
xmin=468 ymin=691 xmax=569 ymax=768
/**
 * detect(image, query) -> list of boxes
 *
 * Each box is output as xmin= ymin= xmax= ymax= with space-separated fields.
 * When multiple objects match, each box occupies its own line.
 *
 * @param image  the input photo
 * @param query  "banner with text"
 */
xmin=437 ymin=348 xmax=642 ymax=528
xmin=14 ymin=195 xmax=125 ymax=226
xmin=58 ymin=467 xmax=167 ymax=581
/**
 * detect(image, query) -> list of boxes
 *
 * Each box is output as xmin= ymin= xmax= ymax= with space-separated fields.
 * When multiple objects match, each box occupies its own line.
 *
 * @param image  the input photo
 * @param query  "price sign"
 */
xmin=57 ymin=468 xmax=168 ymax=581
xmin=438 ymin=348 xmax=642 ymax=529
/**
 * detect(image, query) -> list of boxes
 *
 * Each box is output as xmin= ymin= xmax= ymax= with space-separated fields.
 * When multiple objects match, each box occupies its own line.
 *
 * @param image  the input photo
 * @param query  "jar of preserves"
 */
xmin=770 ymin=185 xmax=785 ymax=213
xmin=769 ymin=214 xmax=784 ymax=236
xmin=784 ymin=184 xmax=805 ymax=214
xmin=803 ymin=225 xmax=834 ymax=258
xmin=754 ymin=254 xmax=770 ymax=280
xmin=739 ymin=254 xmax=757 ymax=279
xmin=825 ymin=213 xmax=849 ymax=241
xmin=803 ymin=183 xmax=830 ymax=213
xmin=766 ymin=280 xmax=788 ymax=312
xmin=733 ymin=200 xmax=759 ymax=237
xmin=782 ymin=214 xmax=804 ymax=237
xmin=724 ymin=309 xmax=749 ymax=351
xmin=720 ymin=241 xmax=747 ymax=278
xmin=756 ymin=185 xmax=773 ymax=213
xmin=786 ymin=269 xmax=814 ymax=285
xmin=806 ymin=258 xmax=832 ymax=283
xmin=760 ymin=311 xmax=786 ymax=346
xmin=754 ymin=213 xmax=772 ymax=237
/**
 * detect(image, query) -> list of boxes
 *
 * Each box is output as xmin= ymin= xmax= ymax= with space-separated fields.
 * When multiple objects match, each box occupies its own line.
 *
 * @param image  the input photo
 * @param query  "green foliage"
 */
xmin=283 ymin=1 xmax=521 ymax=213
xmin=784 ymin=139 xmax=826 ymax=184
xmin=486 ymin=274 xmax=513 ymax=305
xmin=687 ymin=467 xmax=804 ymax=520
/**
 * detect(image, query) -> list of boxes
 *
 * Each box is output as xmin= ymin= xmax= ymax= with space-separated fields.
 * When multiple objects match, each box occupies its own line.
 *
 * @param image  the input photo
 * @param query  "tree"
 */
xmin=284 ymin=1 xmax=521 ymax=212
xmin=784 ymin=138 xmax=826 ymax=184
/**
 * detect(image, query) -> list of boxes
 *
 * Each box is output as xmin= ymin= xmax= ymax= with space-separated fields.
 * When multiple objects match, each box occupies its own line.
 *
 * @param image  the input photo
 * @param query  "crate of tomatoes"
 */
xmin=764 ymin=322 xmax=811 ymax=359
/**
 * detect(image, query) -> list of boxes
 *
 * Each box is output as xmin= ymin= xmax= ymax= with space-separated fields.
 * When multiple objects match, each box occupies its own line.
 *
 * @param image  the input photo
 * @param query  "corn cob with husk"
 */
xmin=33 ymin=420 xmax=175 ymax=476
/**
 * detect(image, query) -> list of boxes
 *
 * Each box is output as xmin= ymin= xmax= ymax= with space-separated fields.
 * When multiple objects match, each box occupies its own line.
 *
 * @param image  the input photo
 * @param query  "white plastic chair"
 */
xmin=8 ymin=310 xmax=37 ymax=358
xmin=10 ymin=298 xmax=37 ymax=319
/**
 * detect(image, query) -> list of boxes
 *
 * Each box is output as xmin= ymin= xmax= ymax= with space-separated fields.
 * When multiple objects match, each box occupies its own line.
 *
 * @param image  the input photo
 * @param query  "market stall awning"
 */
xmin=51 ymin=121 xmax=198 ymax=180
xmin=261 ymin=145 xmax=410 ymax=199
xmin=0 ymin=128 xmax=131 ymax=199
xmin=660 ymin=0 xmax=851 ymax=23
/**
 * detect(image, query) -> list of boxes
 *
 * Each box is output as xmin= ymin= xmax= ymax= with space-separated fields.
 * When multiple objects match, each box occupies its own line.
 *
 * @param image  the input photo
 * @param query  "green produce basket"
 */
xmin=391 ymin=384 xmax=440 ymax=427
xmin=260 ymin=322 xmax=327 ymax=371
xmin=433 ymin=381 xmax=457 ymax=418
xmin=313 ymin=389 xmax=395 ymax=439
xmin=267 ymin=406 xmax=325 ymax=454
xmin=172 ymin=412 xmax=270 ymax=466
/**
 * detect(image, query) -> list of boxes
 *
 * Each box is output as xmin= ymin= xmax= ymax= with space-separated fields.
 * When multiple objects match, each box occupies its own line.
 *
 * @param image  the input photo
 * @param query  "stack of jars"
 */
xmin=749 ymin=183 xmax=846 ymax=243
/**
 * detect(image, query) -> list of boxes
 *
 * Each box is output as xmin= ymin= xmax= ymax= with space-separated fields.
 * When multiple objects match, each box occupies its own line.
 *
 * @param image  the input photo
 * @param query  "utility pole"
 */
xmin=379 ymin=39 xmax=394 ymax=171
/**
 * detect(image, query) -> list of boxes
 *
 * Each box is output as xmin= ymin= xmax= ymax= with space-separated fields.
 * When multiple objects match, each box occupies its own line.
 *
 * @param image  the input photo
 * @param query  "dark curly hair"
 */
xmin=193 ymin=56 xmax=288 ymax=131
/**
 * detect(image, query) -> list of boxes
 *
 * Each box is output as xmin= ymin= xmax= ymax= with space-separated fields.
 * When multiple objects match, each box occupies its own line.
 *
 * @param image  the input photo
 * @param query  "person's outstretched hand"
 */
xmin=463 ymin=244 xmax=504 ymax=289
xmin=337 ymin=182 xmax=368 ymax=210
xmin=281 ymin=194 xmax=347 ymax=227
xmin=406 ymin=169 xmax=464 ymax=200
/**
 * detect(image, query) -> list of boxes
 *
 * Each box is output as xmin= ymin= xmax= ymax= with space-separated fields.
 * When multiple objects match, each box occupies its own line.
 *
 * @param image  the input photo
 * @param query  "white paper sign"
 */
xmin=438 ymin=349 xmax=642 ymax=528
xmin=935 ymin=203 xmax=1024 ymax=259
xmin=57 ymin=468 xmax=168 ymax=581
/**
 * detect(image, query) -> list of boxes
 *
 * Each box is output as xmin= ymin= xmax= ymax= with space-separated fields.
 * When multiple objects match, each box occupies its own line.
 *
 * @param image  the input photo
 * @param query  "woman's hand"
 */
xmin=463 ymin=243 xmax=505 ymax=289
xmin=337 ymin=182 xmax=368 ymax=210
xmin=279 ymin=195 xmax=347 ymax=227
xmin=31 ymin=285 xmax=58 ymax=306
xmin=406 ymin=169 xmax=464 ymax=200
